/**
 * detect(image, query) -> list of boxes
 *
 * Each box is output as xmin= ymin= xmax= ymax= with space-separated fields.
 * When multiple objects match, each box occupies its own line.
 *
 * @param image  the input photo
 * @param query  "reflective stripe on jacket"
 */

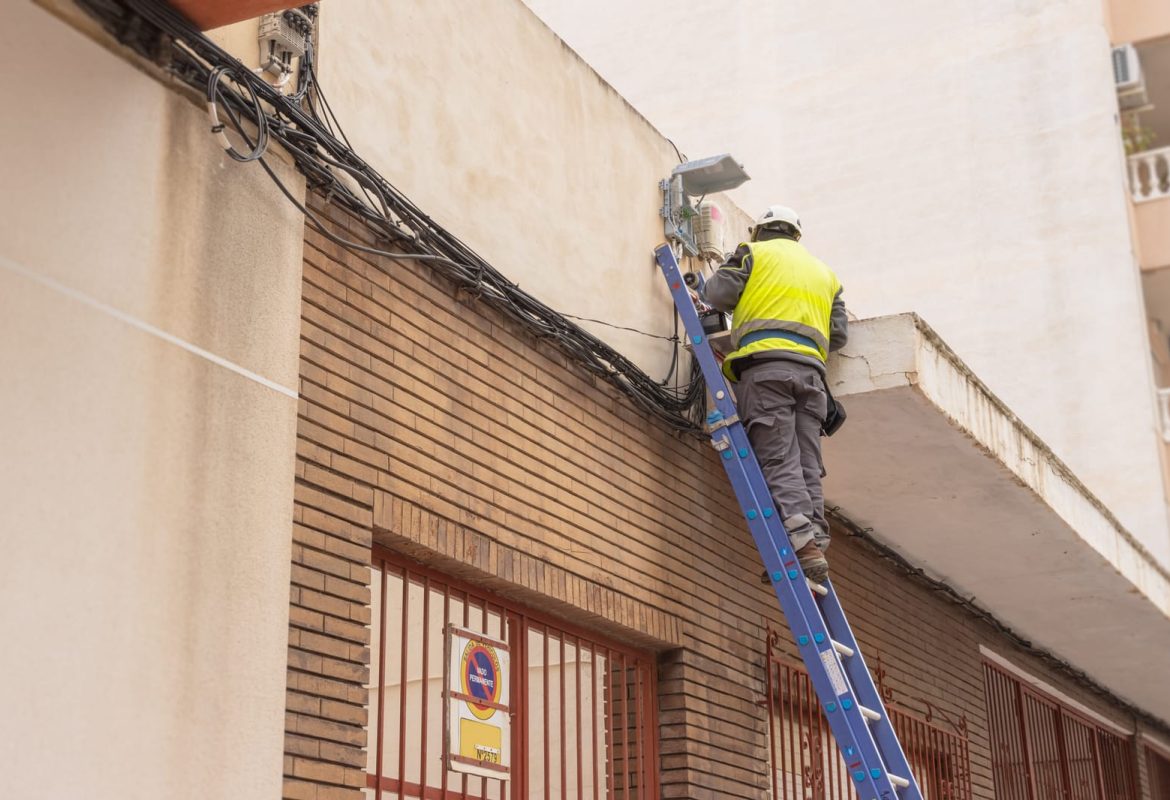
xmin=722 ymin=239 xmax=842 ymax=382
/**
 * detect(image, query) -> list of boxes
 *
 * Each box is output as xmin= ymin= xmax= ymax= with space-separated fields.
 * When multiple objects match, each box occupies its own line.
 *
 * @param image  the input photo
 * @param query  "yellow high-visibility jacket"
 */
xmin=704 ymin=237 xmax=847 ymax=382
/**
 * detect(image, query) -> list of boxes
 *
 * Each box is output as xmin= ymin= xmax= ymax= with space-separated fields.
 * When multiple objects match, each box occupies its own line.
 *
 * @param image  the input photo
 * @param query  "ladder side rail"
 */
xmin=654 ymin=244 xmax=904 ymax=800
xmin=819 ymin=587 xmax=924 ymax=800
xmin=652 ymin=246 xmax=822 ymax=634
xmin=651 ymin=245 xmax=740 ymax=422
xmin=652 ymin=244 xmax=828 ymax=639
xmin=715 ymin=416 xmax=907 ymax=800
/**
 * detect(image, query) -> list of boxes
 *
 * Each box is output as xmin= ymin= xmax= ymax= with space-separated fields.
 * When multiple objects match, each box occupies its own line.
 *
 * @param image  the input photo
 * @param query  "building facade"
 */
xmin=2 ymin=1 xmax=1169 ymax=800
xmin=525 ymin=0 xmax=1170 ymax=566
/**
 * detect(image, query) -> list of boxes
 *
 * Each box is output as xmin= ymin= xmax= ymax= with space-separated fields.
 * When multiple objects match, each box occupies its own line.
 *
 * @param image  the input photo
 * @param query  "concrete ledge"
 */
xmin=825 ymin=313 xmax=1170 ymax=722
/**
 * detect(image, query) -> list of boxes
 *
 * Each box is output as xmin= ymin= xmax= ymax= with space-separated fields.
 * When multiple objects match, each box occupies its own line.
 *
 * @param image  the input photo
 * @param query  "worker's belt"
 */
xmin=737 ymin=329 xmax=820 ymax=351
xmin=729 ymin=330 xmax=848 ymax=436
xmin=731 ymin=330 xmax=820 ymax=380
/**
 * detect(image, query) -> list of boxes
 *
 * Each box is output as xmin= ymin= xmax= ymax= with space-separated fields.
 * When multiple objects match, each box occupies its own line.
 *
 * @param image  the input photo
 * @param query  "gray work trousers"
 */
xmin=735 ymin=359 xmax=830 ymax=551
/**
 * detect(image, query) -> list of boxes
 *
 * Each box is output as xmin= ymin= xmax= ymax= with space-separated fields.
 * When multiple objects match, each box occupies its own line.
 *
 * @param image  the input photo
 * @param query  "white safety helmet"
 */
xmin=750 ymin=205 xmax=802 ymax=240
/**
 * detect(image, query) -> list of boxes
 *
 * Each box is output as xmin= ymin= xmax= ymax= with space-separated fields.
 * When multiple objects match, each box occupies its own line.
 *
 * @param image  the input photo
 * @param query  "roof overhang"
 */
xmin=823 ymin=314 xmax=1170 ymax=722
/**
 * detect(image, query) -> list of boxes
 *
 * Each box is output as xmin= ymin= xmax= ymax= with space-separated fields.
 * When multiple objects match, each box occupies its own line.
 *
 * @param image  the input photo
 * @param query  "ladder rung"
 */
xmin=831 ymin=639 xmax=854 ymax=658
xmin=806 ymin=579 xmax=828 ymax=596
xmin=889 ymin=774 xmax=910 ymax=789
xmin=859 ymin=705 xmax=882 ymax=721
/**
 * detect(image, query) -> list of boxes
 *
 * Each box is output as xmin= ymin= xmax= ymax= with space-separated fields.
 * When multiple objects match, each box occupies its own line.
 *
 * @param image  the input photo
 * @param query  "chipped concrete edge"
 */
xmin=904 ymin=312 xmax=1170 ymax=605
xmin=829 ymin=312 xmax=921 ymax=393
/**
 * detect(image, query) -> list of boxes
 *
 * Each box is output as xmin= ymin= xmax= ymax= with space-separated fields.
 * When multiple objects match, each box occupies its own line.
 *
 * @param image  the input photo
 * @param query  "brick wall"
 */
xmin=817 ymin=523 xmax=1169 ymax=800
xmin=283 ymin=443 xmax=373 ymax=800
xmin=282 ymin=196 xmax=1163 ymax=799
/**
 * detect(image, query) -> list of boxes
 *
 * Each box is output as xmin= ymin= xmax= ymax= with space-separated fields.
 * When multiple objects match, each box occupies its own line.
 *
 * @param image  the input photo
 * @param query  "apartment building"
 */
xmin=1 ymin=2 xmax=1168 ymax=800
xmin=1123 ymin=9 xmax=1170 ymax=491
xmin=527 ymin=0 xmax=1170 ymax=563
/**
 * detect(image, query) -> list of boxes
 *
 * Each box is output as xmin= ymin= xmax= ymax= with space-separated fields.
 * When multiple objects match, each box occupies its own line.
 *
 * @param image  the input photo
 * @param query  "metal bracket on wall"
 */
xmin=660 ymin=153 xmax=750 ymax=255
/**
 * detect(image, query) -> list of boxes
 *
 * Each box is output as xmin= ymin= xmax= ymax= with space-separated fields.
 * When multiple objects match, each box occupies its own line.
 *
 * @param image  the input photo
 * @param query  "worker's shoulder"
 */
xmin=752 ymin=237 xmax=813 ymax=255
xmin=794 ymin=243 xmax=836 ymax=274
xmin=793 ymin=245 xmax=842 ymax=290
xmin=746 ymin=239 xmax=838 ymax=277
xmin=768 ymin=239 xmax=834 ymax=268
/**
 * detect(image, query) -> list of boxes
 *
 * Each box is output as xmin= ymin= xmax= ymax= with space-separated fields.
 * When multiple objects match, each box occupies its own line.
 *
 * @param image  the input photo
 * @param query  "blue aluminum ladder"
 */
xmin=654 ymin=243 xmax=922 ymax=800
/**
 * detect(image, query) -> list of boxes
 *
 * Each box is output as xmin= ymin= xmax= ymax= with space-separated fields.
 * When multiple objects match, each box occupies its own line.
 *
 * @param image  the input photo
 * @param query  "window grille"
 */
xmin=1147 ymin=745 xmax=1170 ymax=800
xmin=366 ymin=549 xmax=659 ymax=799
xmin=764 ymin=628 xmax=972 ymax=800
xmin=982 ymin=661 xmax=1138 ymax=800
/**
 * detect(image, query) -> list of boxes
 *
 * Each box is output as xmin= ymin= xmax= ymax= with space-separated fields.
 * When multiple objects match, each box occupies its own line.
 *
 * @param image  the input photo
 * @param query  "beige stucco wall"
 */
xmin=525 ymin=0 xmax=1170 ymax=566
xmin=1108 ymin=0 xmax=1170 ymax=44
xmin=309 ymin=0 xmax=750 ymax=381
xmin=0 ymin=5 xmax=304 ymax=799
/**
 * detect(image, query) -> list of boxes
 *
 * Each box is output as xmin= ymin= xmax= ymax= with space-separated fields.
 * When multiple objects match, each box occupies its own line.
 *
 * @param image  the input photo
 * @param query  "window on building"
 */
xmin=983 ymin=661 xmax=1139 ymax=800
xmin=764 ymin=628 xmax=972 ymax=800
xmin=366 ymin=549 xmax=659 ymax=799
xmin=1148 ymin=745 xmax=1170 ymax=800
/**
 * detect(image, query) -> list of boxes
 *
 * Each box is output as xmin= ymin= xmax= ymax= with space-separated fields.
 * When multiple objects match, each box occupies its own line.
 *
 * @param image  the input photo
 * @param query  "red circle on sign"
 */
xmin=461 ymin=642 xmax=501 ymax=720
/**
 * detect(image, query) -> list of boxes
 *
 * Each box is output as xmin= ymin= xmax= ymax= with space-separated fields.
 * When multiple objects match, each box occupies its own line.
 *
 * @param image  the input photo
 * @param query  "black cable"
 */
xmin=253 ymin=154 xmax=467 ymax=269
xmin=558 ymin=313 xmax=679 ymax=343
xmin=72 ymin=0 xmax=707 ymax=433
xmin=659 ymin=307 xmax=681 ymax=387
xmin=206 ymin=65 xmax=268 ymax=163
xmin=80 ymin=1 xmax=711 ymax=437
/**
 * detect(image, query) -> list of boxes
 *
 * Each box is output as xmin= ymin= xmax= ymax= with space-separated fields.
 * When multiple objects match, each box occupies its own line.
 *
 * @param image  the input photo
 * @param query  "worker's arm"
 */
xmin=829 ymin=287 xmax=848 ymax=351
xmin=704 ymin=244 xmax=753 ymax=312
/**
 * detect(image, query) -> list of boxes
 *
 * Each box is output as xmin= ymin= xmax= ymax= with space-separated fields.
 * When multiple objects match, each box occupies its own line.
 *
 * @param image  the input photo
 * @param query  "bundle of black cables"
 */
xmin=74 ymin=0 xmax=707 ymax=433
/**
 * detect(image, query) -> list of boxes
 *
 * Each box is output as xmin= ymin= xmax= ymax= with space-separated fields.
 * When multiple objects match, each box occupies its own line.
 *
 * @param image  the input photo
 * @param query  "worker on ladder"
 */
xmin=703 ymin=205 xmax=848 ymax=584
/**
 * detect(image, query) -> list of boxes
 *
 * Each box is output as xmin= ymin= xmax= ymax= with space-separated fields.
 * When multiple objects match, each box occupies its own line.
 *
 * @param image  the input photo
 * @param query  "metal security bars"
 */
xmin=765 ymin=629 xmax=971 ymax=800
xmin=982 ymin=662 xmax=1138 ymax=800
xmin=366 ymin=549 xmax=659 ymax=799
xmin=1147 ymin=745 xmax=1170 ymax=800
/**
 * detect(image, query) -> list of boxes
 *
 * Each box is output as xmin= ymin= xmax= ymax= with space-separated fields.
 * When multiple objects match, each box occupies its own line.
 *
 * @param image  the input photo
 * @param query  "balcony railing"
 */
xmin=1129 ymin=147 xmax=1170 ymax=202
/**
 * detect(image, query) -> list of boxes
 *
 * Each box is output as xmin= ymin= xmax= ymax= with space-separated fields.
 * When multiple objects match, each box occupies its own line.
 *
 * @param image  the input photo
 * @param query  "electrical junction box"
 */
xmin=257 ymin=7 xmax=315 ymax=84
xmin=259 ymin=11 xmax=308 ymax=59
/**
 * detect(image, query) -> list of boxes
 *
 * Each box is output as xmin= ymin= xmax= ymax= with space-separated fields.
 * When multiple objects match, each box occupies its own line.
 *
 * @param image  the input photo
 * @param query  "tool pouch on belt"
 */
xmin=822 ymin=382 xmax=847 ymax=437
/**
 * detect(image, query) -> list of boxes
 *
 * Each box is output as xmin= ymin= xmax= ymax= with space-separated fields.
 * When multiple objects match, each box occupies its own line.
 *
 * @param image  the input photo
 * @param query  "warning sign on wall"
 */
xmin=445 ymin=625 xmax=510 ymax=779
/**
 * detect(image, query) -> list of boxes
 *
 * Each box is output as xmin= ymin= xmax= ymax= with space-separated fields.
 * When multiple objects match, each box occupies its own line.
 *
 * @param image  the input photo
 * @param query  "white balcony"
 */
xmin=1129 ymin=146 xmax=1170 ymax=202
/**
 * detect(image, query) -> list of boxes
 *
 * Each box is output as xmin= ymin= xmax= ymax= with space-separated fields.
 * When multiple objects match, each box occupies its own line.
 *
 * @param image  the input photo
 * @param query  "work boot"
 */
xmin=758 ymin=543 xmax=830 ymax=585
xmin=796 ymin=541 xmax=829 ymax=585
